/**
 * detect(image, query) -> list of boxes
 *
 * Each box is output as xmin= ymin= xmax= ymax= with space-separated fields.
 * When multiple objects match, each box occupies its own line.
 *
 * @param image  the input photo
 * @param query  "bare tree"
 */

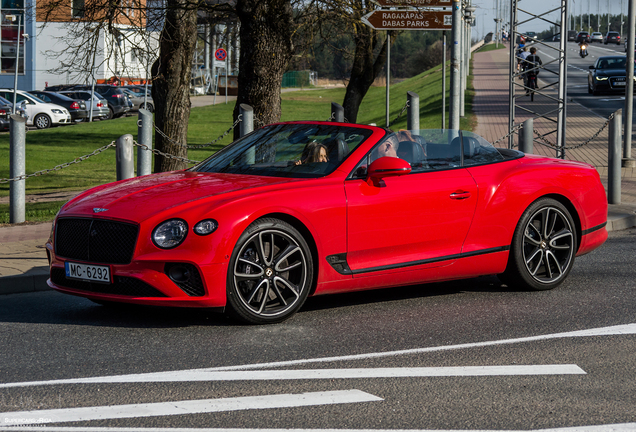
xmin=304 ymin=0 xmax=389 ymax=123
xmin=150 ymin=0 xmax=198 ymax=172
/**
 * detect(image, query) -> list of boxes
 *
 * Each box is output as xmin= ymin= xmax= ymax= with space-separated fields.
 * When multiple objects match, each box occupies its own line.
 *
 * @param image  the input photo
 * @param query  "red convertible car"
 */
xmin=46 ymin=122 xmax=608 ymax=324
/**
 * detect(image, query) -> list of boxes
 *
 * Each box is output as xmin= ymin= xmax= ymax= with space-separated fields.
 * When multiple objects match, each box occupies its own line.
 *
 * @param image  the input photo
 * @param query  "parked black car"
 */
xmin=66 ymin=85 xmax=130 ymax=119
xmin=588 ymin=55 xmax=634 ymax=95
xmin=605 ymin=31 xmax=621 ymax=45
xmin=0 ymin=96 xmax=28 ymax=131
xmin=576 ymin=31 xmax=590 ymax=43
xmin=28 ymin=90 xmax=89 ymax=122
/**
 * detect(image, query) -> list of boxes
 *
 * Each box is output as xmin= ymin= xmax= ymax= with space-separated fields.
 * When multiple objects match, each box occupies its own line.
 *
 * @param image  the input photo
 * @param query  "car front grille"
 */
xmin=51 ymin=268 xmax=167 ymax=297
xmin=55 ymin=218 xmax=139 ymax=265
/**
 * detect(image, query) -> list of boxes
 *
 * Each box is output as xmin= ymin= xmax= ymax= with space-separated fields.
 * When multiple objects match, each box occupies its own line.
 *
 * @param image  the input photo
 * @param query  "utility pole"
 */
xmin=624 ymin=0 xmax=635 ymax=167
xmin=450 ymin=0 xmax=462 ymax=130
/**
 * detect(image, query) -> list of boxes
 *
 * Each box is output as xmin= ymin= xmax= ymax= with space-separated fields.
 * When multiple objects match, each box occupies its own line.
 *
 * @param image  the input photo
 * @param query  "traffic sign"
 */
xmin=215 ymin=48 xmax=227 ymax=61
xmin=362 ymin=9 xmax=452 ymax=30
xmin=373 ymin=0 xmax=451 ymax=6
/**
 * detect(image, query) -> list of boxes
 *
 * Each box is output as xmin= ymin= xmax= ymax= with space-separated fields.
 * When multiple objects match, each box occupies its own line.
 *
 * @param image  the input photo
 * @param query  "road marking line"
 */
xmin=1 ymin=323 xmax=633 ymax=389
xmin=2 ymin=423 xmax=636 ymax=431
xmin=0 ymin=390 xmax=382 ymax=426
xmin=0 ymin=365 xmax=586 ymax=387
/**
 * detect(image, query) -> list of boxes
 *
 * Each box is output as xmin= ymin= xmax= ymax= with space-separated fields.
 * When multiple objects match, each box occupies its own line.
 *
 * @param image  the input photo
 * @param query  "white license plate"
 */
xmin=65 ymin=262 xmax=111 ymax=283
xmin=614 ymin=81 xmax=626 ymax=86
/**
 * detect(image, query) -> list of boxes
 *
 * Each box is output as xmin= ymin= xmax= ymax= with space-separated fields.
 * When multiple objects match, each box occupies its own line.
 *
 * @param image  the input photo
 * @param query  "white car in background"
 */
xmin=0 ymin=89 xmax=71 ymax=129
xmin=591 ymin=32 xmax=603 ymax=43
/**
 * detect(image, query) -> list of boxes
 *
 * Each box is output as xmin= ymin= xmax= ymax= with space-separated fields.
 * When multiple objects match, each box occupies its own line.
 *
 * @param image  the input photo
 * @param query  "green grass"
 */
xmin=0 ymin=201 xmax=65 ymax=224
xmin=475 ymin=42 xmax=507 ymax=53
xmin=0 ymin=59 xmax=475 ymax=223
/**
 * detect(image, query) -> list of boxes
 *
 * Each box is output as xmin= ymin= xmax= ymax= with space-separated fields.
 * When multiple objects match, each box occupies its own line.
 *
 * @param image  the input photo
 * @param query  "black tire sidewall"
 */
xmin=226 ymin=218 xmax=313 ymax=324
xmin=505 ymin=198 xmax=577 ymax=291
xmin=35 ymin=114 xmax=51 ymax=129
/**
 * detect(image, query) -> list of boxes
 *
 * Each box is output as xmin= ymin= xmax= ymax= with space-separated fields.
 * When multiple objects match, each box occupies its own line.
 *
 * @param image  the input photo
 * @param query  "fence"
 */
xmin=1 ymin=95 xmax=625 ymax=223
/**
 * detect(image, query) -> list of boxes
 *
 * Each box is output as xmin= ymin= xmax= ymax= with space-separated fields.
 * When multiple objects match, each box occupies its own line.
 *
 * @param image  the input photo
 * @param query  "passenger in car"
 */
xmin=295 ymin=141 xmax=329 ymax=165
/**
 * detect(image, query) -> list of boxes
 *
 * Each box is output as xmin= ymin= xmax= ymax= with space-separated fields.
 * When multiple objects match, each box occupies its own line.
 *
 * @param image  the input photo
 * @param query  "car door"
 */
xmin=345 ymin=162 xmax=478 ymax=276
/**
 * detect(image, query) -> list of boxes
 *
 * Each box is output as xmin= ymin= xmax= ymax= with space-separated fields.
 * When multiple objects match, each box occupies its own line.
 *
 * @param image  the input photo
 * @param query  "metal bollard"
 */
xmin=331 ymin=102 xmax=344 ymax=122
xmin=608 ymin=109 xmax=622 ymax=204
xmin=137 ymin=109 xmax=153 ymax=176
xmin=407 ymin=91 xmax=419 ymax=131
xmin=116 ymin=134 xmax=134 ymax=181
xmin=519 ymin=118 xmax=533 ymax=154
xmin=239 ymin=104 xmax=253 ymax=137
xmin=9 ymin=114 xmax=26 ymax=224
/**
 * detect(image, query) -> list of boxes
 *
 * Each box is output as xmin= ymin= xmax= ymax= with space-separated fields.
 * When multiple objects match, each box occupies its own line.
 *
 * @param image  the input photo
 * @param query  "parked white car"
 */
xmin=0 ymin=89 xmax=71 ymax=129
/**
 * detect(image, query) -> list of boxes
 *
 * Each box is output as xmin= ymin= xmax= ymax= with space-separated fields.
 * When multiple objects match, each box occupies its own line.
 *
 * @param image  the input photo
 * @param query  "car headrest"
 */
xmin=450 ymin=136 xmax=479 ymax=159
xmin=397 ymin=141 xmax=425 ymax=166
xmin=328 ymin=138 xmax=349 ymax=161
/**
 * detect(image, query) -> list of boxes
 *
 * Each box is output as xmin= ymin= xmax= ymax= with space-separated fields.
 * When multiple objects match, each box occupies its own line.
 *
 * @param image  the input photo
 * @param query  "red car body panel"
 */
xmin=46 ymin=122 xmax=608 ymax=312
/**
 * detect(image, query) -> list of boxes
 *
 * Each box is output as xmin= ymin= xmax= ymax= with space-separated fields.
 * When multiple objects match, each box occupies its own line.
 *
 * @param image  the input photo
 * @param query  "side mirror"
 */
xmin=589 ymin=65 xmax=595 ymax=69
xmin=367 ymin=157 xmax=411 ymax=185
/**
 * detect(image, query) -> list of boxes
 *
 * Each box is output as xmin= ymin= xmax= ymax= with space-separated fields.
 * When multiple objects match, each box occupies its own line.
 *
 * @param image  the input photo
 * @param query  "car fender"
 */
xmin=463 ymin=157 xmax=606 ymax=254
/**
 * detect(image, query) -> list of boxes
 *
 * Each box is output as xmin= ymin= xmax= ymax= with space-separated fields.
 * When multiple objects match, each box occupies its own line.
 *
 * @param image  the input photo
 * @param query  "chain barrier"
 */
xmin=533 ymin=111 xmax=614 ymax=151
xmin=492 ymin=123 xmax=522 ymax=147
xmin=133 ymin=140 xmax=200 ymax=165
xmin=493 ymin=111 xmax=614 ymax=151
xmin=387 ymin=100 xmax=409 ymax=128
xmin=0 ymin=142 xmax=116 ymax=184
xmin=152 ymin=116 xmax=241 ymax=149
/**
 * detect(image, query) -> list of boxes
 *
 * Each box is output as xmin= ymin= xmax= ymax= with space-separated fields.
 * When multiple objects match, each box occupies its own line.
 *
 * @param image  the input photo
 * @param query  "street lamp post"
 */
xmin=6 ymin=14 xmax=22 ymax=114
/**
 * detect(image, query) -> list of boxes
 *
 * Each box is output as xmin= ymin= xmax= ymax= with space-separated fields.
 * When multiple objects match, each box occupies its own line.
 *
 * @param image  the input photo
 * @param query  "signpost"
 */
xmin=361 ymin=10 xmax=452 ymax=30
xmin=215 ymin=49 xmax=229 ymax=104
xmin=362 ymin=0 xmax=457 ymax=127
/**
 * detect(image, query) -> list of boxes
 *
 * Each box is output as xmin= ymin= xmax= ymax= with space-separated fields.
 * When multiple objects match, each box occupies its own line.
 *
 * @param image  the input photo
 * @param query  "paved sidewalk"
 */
xmin=2 ymin=56 xmax=635 ymax=296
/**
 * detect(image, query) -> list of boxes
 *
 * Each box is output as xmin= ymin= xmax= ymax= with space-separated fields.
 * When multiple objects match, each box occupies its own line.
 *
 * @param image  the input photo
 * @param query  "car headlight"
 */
xmin=152 ymin=219 xmax=188 ymax=249
xmin=194 ymin=219 xmax=218 ymax=236
xmin=595 ymin=76 xmax=609 ymax=81
xmin=51 ymin=109 xmax=63 ymax=114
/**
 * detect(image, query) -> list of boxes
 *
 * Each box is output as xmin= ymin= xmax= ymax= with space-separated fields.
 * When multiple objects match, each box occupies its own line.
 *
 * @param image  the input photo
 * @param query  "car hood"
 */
xmin=60 ymin=171 xmax=302 ymax=222
xmin=594 ymin=69 xmax=629 ymax=77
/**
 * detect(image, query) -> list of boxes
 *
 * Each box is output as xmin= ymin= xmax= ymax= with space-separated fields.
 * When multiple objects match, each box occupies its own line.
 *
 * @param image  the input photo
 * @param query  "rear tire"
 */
xmin=226 ymin=218 xmax=313 ymax=324
xmin=499 ymin=198 xmax=577 ymax=291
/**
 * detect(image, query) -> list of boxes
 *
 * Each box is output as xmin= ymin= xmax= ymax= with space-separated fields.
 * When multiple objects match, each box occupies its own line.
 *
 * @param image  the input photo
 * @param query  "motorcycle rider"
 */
xmin=579 ymin=40 xmax=589 ymax=57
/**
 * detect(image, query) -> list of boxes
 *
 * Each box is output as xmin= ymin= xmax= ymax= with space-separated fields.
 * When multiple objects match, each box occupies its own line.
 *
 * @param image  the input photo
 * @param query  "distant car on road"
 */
xmin=552 ymin=34 xmax=561 ymax=42
xmin=588 ymin=55 xmax=634 ymax=95
xmin=525 ymin=31 xmax=537 ymax=40
xmin=605 ymin=31 xmax=621 ymax=45
xmin=28 ymin=90 xmax=89 ymax=123
xmin=0 ymin=89 xmax=71 ymax=129
xmin=576 ymin=31 xmax=590 ymax=43
xmin=591 ymin=32 xmax=603 ymax=43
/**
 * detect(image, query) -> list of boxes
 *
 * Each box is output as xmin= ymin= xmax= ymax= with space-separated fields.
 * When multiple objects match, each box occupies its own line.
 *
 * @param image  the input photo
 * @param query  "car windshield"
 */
xmin=192 ymin=123 xmax=374 ymax=178
xmin=596 ymin=57 xmax=630 ymax=69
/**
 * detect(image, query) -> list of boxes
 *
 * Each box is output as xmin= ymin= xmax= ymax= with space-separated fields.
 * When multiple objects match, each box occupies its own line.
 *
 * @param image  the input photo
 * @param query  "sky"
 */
xmin=470 ymin=0 xmax=631 ymax=41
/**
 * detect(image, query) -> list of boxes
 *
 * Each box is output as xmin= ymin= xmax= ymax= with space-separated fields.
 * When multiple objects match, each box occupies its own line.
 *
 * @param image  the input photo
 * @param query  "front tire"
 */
xmin=34 ymin=114 xmax=52 ymax=129
xmin=500 ymin=198 xmax=577 ymax=291
xmin=226 ymin=218 xmax=313 ymax=324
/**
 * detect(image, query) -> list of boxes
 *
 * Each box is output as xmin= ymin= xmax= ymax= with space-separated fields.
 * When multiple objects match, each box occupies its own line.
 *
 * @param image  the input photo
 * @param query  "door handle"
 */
xmin=450 ymin=191 xmax=471 ymax=200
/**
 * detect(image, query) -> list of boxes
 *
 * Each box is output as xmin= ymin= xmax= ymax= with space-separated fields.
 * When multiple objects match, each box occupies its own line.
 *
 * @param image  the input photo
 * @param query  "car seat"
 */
xmin=397 ymin=141 xmax=425 ymax=167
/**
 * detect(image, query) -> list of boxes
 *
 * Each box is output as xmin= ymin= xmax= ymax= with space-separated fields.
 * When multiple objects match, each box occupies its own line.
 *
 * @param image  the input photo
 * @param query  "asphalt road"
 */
xmin=539 ymin=40 xmax=630 ymax=119
xmin=0 ymin=227 xmax=635 ymax=431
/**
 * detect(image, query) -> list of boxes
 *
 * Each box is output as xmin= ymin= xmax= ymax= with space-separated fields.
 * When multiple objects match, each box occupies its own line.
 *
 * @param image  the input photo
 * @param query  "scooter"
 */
xmin=580 ymin=43 xmax=589 ymax=58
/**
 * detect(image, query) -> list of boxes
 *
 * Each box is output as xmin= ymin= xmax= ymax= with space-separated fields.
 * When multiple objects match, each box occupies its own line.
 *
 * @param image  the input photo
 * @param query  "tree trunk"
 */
xmin=232 ymin=0 xmax=294 ymax=138
xmin=151 ymin=0 xmax=198 ymax=172
xmin=342 ymin=26 xmax=389 ymax=124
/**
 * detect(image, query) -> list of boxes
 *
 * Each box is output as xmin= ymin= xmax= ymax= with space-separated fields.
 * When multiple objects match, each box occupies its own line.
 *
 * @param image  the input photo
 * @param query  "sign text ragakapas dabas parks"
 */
xmin=361 ymin=9 xmax=452 ymax=30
